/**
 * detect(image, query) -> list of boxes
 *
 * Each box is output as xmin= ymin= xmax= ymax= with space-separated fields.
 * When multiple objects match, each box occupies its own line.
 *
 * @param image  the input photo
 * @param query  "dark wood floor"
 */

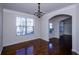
xmin=1 ymin=38 xmax=48 ymax=55
xmin=48 ymin=37 xmax=72 ymax=55
xmin=1 ymin=37 xmax=78 ymax=55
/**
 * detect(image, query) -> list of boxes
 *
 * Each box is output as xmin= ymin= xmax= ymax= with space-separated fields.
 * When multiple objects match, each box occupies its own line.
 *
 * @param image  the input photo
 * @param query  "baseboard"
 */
xmin=3 ymin=38 xmax=43 ymax=47
xmin=0 ymin=48 xmax=3 ymax=55
xmin=0 ymin=51 xmax=1 ymax=55
xmin=72 ymin=49 xmax=79 ymax=55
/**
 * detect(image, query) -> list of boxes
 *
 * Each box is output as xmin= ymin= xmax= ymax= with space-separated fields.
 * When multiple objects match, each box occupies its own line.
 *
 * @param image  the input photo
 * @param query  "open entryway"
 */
xmin=48 ymin=14 xmax=72 ymax=54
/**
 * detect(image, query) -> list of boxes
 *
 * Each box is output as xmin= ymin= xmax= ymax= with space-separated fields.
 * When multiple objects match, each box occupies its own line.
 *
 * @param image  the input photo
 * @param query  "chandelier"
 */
xmin=34 ymin=3 xmax=45 ymax=18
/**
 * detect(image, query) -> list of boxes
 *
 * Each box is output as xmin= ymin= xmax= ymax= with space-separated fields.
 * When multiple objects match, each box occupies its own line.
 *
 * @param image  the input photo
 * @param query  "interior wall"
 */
xmin=0 ymin=5 xmax=3 ymax=53
xmin=40 ymin=4 xmax=77 ymax=53
xmin=74 ymin=5 xmax=79 ymax=54
xmin=3 ymin=9 xmax=40 ymax=46
xmin=64 ymin=18 xmax=72 ymax=35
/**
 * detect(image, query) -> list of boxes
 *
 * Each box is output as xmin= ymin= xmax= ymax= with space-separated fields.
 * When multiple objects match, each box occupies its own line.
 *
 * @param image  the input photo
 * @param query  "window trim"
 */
xmin=16 ymin=16 xmax=34 ymax=36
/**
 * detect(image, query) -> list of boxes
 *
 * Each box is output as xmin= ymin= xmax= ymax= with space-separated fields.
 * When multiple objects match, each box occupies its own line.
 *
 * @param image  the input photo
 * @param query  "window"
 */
xmin=59 ymin=21 xmax=64 ymax=33
xmin=16 ymin=17 xmax=34 ymax=35
xmin=49 ymin=23 xmax=53 ymax=33
xmin=26 ymin=18 xmax=34 ymax=34
xmin=16 ymin=17 xmax=26 ymax=35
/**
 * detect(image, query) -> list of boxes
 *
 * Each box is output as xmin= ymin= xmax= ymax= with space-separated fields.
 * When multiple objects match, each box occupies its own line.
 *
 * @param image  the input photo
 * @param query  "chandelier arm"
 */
xmin=38 ymin=3 xmax=40 ymax=13
xmin=34 ymin=3 xmax=45 ymax=18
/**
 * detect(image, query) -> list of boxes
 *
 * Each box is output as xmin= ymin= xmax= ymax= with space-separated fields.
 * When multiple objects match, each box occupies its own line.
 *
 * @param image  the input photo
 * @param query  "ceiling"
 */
xmin=2 ymin=3 xmax=75 ymax=15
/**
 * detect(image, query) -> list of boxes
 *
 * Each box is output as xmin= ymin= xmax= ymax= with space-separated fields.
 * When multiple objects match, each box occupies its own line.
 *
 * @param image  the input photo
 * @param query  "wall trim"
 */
xmin=0 ymin=48 xmax=3 ymax=55
xmin=72 ymin=49 xmax=79 ymax=54
xmin=0 ymin=51 xmax=1 ymax=55
xmin=3 ymin=38 xmax=47 ymax=47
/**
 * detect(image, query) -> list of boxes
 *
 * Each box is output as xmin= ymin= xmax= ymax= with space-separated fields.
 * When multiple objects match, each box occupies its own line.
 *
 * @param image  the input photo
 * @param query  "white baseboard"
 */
xmin=72 ymin=49 xmax=79 ymax=54
xmin=0 ymin=48 xmax=3 ymax=55
xmin=0 ymin=51 xmax=1 ymax=55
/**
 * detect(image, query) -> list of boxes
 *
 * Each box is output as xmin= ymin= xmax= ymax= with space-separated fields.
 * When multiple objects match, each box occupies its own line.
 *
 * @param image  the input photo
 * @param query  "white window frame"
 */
xmin=16 ymin=16 xmax=34 ymax=36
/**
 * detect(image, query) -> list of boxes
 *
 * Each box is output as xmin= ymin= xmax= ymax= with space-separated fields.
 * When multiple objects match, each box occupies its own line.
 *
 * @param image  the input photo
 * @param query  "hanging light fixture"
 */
xmin=34 ymin=3 xmax=45 ymax=18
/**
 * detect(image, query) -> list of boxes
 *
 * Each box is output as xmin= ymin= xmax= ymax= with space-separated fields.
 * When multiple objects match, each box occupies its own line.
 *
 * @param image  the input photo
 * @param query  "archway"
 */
xmin=48 ymin=14 xmax=72 ymax=54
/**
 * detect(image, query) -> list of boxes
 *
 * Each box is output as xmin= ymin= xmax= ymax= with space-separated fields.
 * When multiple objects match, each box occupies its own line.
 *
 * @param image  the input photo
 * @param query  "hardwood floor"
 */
xmin=49 ymin=35 xmax=72 ymax=55
xmin=1 ymin=37 xmax=78 ymax=55
xmin=1 ymin=38 xmax=48 ymax=55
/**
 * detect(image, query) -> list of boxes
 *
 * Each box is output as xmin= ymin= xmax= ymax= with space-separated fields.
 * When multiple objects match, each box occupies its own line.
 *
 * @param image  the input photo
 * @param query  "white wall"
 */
xmin=74 ymin=5 xmax=79 ymax=54
xmin=0 ymin=5 xmax=3 ymax=53
xmin=40 ymin=4 xmax=78 ymax=53
xmin=3 ymin=9 xmax=40 ymax=46
xmin=64 ymin=18 xmax=72 ymax=35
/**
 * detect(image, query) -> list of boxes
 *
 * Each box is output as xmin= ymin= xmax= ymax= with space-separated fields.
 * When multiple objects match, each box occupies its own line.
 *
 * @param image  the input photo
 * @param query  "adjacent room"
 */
xmin=0 ymin=3 xmax=79 ymax=55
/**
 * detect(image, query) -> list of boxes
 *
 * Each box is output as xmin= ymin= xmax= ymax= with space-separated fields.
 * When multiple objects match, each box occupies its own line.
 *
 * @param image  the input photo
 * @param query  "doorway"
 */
xmin=59 ymin=16 xmax=72 ymax=53
xmin=48 ymin=14 xmax=72 ymax=54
